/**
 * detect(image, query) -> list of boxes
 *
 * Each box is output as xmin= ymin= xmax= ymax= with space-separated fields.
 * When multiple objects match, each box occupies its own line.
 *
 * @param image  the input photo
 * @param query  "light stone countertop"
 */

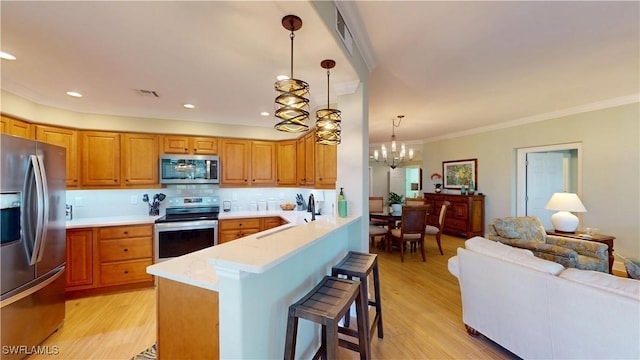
xmin=147 ymin=214 xmax=358 ymax=291
xmin=65 ymin=215 xmax=161 ymax=229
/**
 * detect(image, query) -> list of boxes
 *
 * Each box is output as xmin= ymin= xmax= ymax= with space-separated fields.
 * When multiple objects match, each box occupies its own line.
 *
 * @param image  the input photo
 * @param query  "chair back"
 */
xmin=438 ymin=201 xmax=451 ymax=228
xmin=400 ymin=205 xmax=429 ymax=235
xmin=369 ymin=196 xmax=384 ymax=213
xmin=405 ymin=198 xmax=425 ymax=207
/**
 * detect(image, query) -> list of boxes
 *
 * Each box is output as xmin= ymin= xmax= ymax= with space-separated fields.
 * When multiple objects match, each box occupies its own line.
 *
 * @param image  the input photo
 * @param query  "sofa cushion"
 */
xmin=559 ymin=268 xmax=640 ymax=300
xmin=447 ymin=255 xmax=459 ymax=278
xmin=494 ymin=216 xmax=546 ymax=243
xmin=465 ymin=236 xmax=565 ymax=275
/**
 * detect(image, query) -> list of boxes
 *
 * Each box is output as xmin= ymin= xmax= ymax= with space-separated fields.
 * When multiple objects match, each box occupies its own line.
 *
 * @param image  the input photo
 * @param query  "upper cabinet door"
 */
xmin=220 ymin=139 xmax=250 ymax=187
xmin=277 ymin=140 xmax=297 ymax=186
xmin=36 ymin=125 xmax=80 ymax=187
xmin=192 ymin=137 xmax=218 ymax=155
xmin=251 ymin=140 xmax=276 ymax=187
xmin=81 ymin=131 xmax=121 ymax=186
xmin=162 ymin=135 xmax=190 ymax=154
xmin=1 ymin=115 xmax=35 ymax=139
xmin=315 ymin=143 xmax=337 ymax=188
xmin=122 ymin=133 xmax=159 ymax=186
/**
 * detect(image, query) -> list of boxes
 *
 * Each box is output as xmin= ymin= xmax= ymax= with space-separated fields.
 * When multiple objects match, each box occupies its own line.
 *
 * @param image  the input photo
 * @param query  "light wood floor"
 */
xmin=29 ymin=234 xmax=518 ymax=359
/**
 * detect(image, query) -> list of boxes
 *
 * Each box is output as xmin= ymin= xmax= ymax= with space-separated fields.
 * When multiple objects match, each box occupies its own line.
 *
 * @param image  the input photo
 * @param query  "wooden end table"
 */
xmin=546 ymin=230 xmax=615 ymax=274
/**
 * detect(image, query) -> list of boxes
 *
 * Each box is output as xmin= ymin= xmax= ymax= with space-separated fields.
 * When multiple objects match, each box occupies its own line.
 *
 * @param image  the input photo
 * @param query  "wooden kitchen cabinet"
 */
xmin=277 ymin=140 xmax=297 ymax=186
xmin=97 ymin=224 xmax=153 ymax=286
xmin=80 ymin=130 xmax=121 ymax=186
xmin=65 ymin=228 xmax=94 ymax=291
xmin=121 ymin=133 xmax=159 ymax=186
xmin=1 ymin=114 xmax=35 ymax=139
xmin=424 ymin=193 xmax=485 ymax=238
xmin=218 ymin=218 xmax=261 ymax=243
xmin=296 ymin=131 xmax=315 ymax=186
xmin=162 ymin=135 xmax=218 ymax=155
xmin=251 ymin=140 xmax=277 ymax=187
xmin=261 ymin=216 xmax=284 ymax=231
xmin=315 ymin=142 xmax=337 ymax=188
xmin=295 ymin=130 xmax=336 ymax=189
xmin=220 ymin=139 xmax=276 ymax=187
xmin=36 ymin=124 xmax=80 ymax=187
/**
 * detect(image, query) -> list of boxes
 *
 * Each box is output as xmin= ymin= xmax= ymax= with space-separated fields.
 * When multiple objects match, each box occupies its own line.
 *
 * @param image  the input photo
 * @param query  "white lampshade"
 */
xmin=545 ymin=192 xmax=587 ymax=232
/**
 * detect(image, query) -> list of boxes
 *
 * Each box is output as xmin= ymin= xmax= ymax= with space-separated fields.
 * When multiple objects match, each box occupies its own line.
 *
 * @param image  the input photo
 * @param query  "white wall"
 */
xmin=421 ymin=102 xmax=640 ymax=264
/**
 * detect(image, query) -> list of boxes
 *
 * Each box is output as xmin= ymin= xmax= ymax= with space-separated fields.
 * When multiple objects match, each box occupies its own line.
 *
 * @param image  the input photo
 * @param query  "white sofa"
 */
xmin=448 ymin=236 xmax=639 ymax=359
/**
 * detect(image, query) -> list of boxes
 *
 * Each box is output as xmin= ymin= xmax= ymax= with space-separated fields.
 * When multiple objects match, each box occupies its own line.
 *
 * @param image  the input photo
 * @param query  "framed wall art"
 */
xmin=442 ymin=158 xmax=477 ymax=189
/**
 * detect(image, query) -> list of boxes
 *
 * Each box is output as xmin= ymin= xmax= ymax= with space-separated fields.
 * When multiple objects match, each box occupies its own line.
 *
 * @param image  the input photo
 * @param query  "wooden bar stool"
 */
xmin=331 ymin=251 xmax=383 ymax=341
xmin=284 ymin=276 xmax=370 ymax=360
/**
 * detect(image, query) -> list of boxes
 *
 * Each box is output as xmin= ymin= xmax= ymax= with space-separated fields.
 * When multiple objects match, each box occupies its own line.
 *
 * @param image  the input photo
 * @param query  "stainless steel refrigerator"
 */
xmin=1 ymin=134 xmax=66 ymax=360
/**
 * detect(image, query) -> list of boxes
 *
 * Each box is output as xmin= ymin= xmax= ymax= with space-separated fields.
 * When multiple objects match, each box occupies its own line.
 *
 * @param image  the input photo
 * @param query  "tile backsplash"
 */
xmin=66 ymin=186 xmax=336 ymax=219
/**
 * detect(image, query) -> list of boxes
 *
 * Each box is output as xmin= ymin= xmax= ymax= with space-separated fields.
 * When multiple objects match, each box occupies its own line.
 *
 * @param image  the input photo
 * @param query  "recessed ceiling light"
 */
xmin=183 ymin=103 xmax=195 ymax=109
xmin=0 ymin=51 xmax=16 ymax=60
xmin=260 ymin=112 xmax=270 ymax=116
xmin=66 ymin=91 xmax=83 ymax=98
xmin=276 ymin=75 xmax=289 ymax=81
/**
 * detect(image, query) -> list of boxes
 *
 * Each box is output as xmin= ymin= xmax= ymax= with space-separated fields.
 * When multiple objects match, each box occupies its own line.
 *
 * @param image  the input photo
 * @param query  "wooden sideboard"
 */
xmin=424 ymin=193 xmax=485 ymax=238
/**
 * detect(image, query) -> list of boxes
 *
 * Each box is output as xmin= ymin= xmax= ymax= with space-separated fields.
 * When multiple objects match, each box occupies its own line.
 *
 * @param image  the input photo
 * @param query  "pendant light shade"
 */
xmin=274 ymin=15 xmax=309 ymax=133
xmin=315 ymin=59 xmax=341 ymax=145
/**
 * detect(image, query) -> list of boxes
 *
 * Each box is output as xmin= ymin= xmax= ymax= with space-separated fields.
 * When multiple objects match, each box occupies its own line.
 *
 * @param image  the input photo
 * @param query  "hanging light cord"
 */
xmin=326 ymin=68 xmax=330 ymax=108
xmin=289 ymin=28 xmax=295 ymax=78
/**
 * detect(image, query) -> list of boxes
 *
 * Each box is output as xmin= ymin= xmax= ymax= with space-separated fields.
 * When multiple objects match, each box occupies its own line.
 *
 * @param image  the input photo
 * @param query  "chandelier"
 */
xmin=315 ymin=59 xmax=341 ymax=145
xmin=274 ymin=15 xmax=309 ymax=133
xmin=373 ymin=115 xmax=414 ymax=169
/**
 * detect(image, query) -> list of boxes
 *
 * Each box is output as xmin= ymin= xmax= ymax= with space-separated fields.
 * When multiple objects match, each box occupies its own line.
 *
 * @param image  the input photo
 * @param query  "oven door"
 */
xmin=154 ymin=220 xmax=218 ymax=263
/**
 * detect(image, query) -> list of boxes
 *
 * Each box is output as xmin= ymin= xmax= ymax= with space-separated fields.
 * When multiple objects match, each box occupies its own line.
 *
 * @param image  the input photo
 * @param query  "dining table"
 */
xmin=370 ymin=204 xmax=433 ymax=252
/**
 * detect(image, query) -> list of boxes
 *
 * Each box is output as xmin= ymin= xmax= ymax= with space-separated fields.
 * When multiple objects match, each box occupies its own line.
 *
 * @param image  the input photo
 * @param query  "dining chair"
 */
xmin=369 ymin=196 xmax=388 ymax=226
xmin=405 ymin=198 xmax=425 ymax=206
xmin=425 ymin=201 xmax=450 ymax=255
xmin=390 ymin=205 xmax=429 ymax=262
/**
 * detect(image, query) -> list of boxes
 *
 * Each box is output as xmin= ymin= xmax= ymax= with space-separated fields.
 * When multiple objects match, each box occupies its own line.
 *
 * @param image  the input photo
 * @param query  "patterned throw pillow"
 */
xmin=493 ymin=218 xmax=521 ymax=239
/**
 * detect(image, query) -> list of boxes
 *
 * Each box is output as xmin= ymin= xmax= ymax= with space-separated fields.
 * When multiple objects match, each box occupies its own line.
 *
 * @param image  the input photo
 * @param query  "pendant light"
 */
xmin=372 ymin=115 xmax=414 ymax=169
xmin=315 ymin=59 xmax=341 ymax=145
xmin=274 ymin=15 xmax=309 ymax=133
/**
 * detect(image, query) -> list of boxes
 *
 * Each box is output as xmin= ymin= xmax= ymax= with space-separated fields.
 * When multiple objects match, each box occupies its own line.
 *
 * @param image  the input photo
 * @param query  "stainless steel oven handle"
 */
xmin=154 ymin=220 xmax=218 ymax=231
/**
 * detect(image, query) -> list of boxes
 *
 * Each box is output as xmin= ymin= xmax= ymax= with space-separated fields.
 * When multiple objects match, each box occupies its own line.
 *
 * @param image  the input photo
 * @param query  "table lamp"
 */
xmin=544 ymin=192 xmax=587 ymax=232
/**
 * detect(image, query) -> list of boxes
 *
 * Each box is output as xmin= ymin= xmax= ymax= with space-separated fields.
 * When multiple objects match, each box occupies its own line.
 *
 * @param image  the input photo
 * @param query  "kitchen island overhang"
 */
xmin=147 ymin=213 xmax=365 ymax=359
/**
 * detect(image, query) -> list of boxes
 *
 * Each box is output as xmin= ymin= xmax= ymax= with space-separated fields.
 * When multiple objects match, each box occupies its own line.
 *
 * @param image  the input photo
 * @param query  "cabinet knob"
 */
xmin=184 ymin=148 xmax=188 ymax=151
xmin=73 ymin=179 xmax=78 ymax=183
xmin=124 ymin=270 xmax=129 ymax=274
xmin=252 ymin=179 xmax=255 ymax=182
xmin=244 ymin=179 xmax=248 ymax=182
xmin=113 ymin=179 xmax=117 ymax=182
xmin=194 ymin=149 xmax=197 ymax=152
xmin=124 ymin=231 xmax=129 ymax=235
xmin=124 ymin=248 xmax=128 ymax=252
xmin=125 ymin=179 xmax=129 ymax=182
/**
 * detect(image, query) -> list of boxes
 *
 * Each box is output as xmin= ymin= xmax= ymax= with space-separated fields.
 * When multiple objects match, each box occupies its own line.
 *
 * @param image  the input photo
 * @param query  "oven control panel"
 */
xmin=166 ymin=196 xmax=220 ymax=208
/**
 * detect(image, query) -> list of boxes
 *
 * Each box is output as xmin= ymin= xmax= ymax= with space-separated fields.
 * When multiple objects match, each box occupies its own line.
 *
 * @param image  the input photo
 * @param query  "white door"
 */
xmin=526 ymin=152 xmax=566 ymax=229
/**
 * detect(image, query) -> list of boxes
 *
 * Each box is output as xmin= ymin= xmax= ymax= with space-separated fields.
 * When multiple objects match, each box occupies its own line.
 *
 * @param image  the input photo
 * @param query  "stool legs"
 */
xmin=284 ymin=307 xmax=299 ymax=360
xmin=284 ymin=276 xmax=370 ymax=360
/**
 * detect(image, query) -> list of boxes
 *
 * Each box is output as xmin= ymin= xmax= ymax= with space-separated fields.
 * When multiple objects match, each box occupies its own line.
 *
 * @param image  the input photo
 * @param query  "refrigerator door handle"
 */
xmin=34 ymin=154 xmax=49 ymax=263
xmin=25 ymin=154 xmax=45 ymax=266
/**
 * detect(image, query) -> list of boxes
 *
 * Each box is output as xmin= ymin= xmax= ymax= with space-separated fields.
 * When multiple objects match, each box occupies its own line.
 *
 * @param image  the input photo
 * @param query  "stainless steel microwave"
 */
xmin=159 ymin=155 xmax=220 ymax=184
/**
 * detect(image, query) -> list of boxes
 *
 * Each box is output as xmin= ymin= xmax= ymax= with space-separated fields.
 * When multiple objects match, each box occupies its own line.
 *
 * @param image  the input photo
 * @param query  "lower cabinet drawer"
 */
xmin=99 ymin=238 xmax=152 ymax=262
xmin=445 ymin=218 xmax=467 ymax=233
xmin=100 ymin=259 xmax=152 ymax=286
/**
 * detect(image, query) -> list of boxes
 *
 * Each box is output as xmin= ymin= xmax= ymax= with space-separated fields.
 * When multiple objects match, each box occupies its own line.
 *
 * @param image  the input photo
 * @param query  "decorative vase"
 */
xmin=391 ymin=204 xmax=402 ymax=213
xmin=460 ymin=185 xmax=467 ymax=195
xmin=435 ymin=186 xmax=442 ymax=193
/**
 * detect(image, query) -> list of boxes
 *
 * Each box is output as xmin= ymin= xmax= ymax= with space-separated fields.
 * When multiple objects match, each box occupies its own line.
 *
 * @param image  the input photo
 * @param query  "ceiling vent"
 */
xmin=335 ymin=8 xmax=353 ymax=56
xmin=136 ymin=89 xmax=159 ymax=97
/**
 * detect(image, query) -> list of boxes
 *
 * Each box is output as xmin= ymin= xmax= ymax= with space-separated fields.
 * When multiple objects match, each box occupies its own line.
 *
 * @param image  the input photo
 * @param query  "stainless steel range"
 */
xmin=154 ymin=196 xmax=219 ymax=263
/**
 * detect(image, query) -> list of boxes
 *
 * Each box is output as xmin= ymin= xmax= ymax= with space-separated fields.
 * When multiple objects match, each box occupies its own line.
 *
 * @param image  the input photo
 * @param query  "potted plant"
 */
xmin=388 ymin=192 xmax=404 ymax=213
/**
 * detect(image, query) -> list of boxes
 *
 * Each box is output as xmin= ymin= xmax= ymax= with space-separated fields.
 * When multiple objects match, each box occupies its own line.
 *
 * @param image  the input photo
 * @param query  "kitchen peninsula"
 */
xmin=146 ymin=212 xmax=363 ymax=359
